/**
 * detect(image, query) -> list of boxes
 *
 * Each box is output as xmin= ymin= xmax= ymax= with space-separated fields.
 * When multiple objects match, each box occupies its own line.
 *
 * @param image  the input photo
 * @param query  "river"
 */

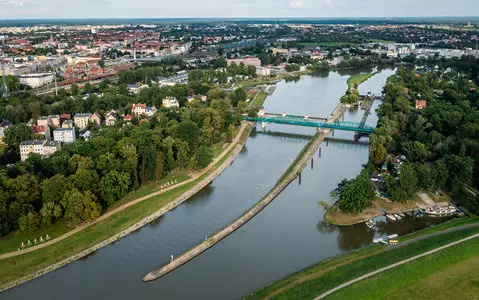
xmin=1 ymin=69 xmax=452 ymax=300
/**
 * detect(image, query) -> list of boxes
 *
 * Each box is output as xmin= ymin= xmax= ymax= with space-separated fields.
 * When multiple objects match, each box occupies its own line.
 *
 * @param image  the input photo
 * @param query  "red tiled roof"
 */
xmin=123 ymin=114 xmax=134 ymax=120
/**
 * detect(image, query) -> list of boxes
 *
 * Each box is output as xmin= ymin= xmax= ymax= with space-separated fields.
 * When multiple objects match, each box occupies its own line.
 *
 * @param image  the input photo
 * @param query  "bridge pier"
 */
xmin=261 ymin=122 xmax=266 ymax=132
xmin=311 ymin=158 xmax=314 ymax=169
xmin=318 ymin=147 xmax=321 ymax=158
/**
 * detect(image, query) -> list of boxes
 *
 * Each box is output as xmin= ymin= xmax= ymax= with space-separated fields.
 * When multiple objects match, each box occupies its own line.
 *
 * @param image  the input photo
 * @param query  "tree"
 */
xmin=370 ymin=134 xmax=389 ymax=166
xmin=71 ymin=169 xmax=99 ymax=192
xmin=12 ymin=173 xmax=40 ymax=205
xmin=100 ymin=171 xmax=131 ymax=206
xmin=196 ymin=146 xmax=213 ymax=169
xmin=40 ymin=201 xmax=63 ymax=226
xmin=41 ymin=174 xmax=73 ymax=204
xmin=338 ymin=175 xmax=376 ymax=213
xmin=230 ymin=88 xmax=247 ymax=106
xmin=176 ymin=120 xmax=201 ymax=148
xmin=4 ymin=124 xmax=33 ymax=149
xmin=62 ymin=189 xmax=100 ymax=227
xmin=99 ymin=59 xmax=105 ymax=68
xmin=18 ymin=212 xmax=40 ymax=232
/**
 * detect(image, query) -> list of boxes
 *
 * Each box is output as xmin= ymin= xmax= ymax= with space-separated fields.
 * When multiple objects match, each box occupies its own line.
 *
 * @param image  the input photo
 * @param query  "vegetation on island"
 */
xmin=332 ymin=56 xmax=479 ymax=216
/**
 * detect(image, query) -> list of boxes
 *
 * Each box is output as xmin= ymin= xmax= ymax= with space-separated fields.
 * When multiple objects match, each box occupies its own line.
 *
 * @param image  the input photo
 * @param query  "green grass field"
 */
xmin=250 ymin=91 xmax=268 ymax=107
xmin=245 ymin=225 xmax=479 ymax=300
xmin=347 ymin=73 xmax=374 ymax=89
xmin=328 ymin=236 xmax=479 ymax=299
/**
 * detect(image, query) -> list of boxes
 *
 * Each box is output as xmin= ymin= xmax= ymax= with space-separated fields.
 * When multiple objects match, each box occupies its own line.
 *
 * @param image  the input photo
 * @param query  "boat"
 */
xmin=398 ymin=212 xmax=406 ymax=218
xmin=386 ymin=214 xmax=397 ymax=221
xmin=425 ymin=206 xmax=457 ymax=215
xmin=365 ymin=220 xmax=374 ymax=229
xmin=394 ymin=213 xmax=402 ymax=220
xmin=405 ymin=211 xmax=414 ymax=217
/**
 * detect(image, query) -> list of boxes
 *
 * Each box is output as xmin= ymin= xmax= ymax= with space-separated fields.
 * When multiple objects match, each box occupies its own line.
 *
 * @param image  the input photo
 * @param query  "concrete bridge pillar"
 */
xmin=261 ymin=122 xmax=266 ymax=132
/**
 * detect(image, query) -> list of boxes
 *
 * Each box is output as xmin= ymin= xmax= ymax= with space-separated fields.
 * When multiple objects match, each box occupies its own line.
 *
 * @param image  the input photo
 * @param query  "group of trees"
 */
xmin=334 ymin=58 xmax=479 ymax=214
xmin=0 ymin=75 xmax=248 ymax=235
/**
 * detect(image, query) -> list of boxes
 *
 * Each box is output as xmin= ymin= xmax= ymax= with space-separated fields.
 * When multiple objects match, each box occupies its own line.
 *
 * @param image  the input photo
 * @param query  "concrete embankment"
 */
xmin=143 ymin=104 xmax=346 ymax=282
xmin=0 ymin=124 xmax=253 ymax=293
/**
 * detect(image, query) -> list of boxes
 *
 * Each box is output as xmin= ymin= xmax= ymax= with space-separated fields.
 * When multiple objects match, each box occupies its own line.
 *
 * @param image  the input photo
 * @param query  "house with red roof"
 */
xmin=415 ymin=100 xmax=427 ymax=110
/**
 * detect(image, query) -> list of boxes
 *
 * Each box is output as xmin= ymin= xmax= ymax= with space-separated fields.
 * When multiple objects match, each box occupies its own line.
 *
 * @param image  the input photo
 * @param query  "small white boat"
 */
xmin=386 ymin=214 xmax=396 ymax=221
xmin=426 ymin=206 xmax=457 ymax=215
xmin=365 ymin=220 xmax=374 ymax=229
xmin=398 ymin=212 xmax=405 ymax=218
xmin=394 ymin=213 xmax=402 ymax=220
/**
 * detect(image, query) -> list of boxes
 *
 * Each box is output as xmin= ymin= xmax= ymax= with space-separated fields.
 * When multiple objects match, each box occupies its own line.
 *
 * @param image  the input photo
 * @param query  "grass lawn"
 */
xmin=250 ymin=91 xmax=268 ymax=107
xmin=245 ymin=226 xmax=479 ymax=300
xmin=327 ymin=236 xmax=479 ymax=299
xmin=347 ymin=73 xmax=374 ymax=89
xmin=367 ymin=39 xmax=394 ymax=44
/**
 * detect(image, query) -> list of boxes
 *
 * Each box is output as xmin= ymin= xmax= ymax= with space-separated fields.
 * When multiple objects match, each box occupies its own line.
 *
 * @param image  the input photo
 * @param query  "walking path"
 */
xmin=262 ymin=222 xmax=479 ymax=299
xmin=314 ymin=226 xmax=479 ymax=299
xmin=143 ymin=104 xmax=346 ymax=282
xmin=0 ymin=123 xmax=249 ymax=261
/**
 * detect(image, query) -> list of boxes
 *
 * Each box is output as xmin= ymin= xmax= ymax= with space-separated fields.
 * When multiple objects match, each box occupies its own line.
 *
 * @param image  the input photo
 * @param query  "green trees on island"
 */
xmin=335 ymin=175 xmax=376 ymax=214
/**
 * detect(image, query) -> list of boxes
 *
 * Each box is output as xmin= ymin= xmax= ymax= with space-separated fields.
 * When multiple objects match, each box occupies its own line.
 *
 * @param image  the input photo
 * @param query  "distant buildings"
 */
xmin=415 ymin=100 xmax=427 ymax=110
xmin=187 ymin=95 xmax=207 ymax=103
xmin=256 ymin=66 xmax=271 ymax=76
xmin=20 ymin=140 xmax=61 ymax=161
xmin=89 ymin=112 xmax=101 ymax=125
xmin=53 ymin=127 xmax=76 ymax=143
xmin=162 ymin=97 xmax=179 ymax=108
xmin=105 ymin=110 xmax=118 ymax=126
xmin=31 ymin=125 xmax=51 ymax=139
xmin=226 ymin=57 xmax=262 ymax=68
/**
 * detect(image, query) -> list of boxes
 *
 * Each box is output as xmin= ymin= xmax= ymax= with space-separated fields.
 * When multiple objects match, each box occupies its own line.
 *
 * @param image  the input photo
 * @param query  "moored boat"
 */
xmin=425 ymin=206 xmax=457 ymax=215
xmin=386 ymin=214 xmax=397 ymax=221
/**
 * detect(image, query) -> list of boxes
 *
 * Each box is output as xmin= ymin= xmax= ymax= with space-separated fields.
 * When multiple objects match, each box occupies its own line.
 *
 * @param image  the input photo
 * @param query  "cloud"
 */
xmin=289 ymin=0 xmax=304 ymax=8
xmin=8 ymin=0 xmax=26 ymax=6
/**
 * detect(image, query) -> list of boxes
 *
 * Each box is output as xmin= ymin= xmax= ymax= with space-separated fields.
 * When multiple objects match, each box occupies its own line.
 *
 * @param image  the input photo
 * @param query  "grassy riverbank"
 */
xmin=327 ymin=235 xmax=479 ymax=299
xmin=244 ymin=222 xmax=479 ymax=300
xmin=250 ymin=90 xmax=269 ymax=107
xmin=347 ymin=73 xmax=374 ymax=89
xmin=0 ymin=124 xmax=252 ymax=289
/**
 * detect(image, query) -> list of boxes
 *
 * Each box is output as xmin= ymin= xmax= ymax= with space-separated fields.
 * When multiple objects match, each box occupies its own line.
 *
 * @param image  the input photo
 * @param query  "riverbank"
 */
xmin=346 ymin=73 xmax=375 ymax=89
xmin=244 ymin=218 xmax=479 ymax=300
xmin=0 ymin=122 xmax=254 ymax=292
xmin=143 ymin=104 xmax=346 ymax=282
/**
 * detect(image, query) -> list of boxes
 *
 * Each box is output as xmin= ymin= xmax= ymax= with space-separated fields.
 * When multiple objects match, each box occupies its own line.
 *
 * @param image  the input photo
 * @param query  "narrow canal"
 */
xmin=2 ymin=70 xmax=451 ymax=300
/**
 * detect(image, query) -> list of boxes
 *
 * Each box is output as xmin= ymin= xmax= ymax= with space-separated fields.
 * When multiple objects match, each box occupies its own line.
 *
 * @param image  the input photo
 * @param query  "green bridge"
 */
xmin=242 ymin=114 xmax=375 ymax=134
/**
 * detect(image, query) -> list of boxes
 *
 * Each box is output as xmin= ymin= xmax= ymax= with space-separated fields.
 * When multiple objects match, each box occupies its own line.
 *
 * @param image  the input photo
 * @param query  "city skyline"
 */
xmin=1 ymin=0 xmax=479 ymax=20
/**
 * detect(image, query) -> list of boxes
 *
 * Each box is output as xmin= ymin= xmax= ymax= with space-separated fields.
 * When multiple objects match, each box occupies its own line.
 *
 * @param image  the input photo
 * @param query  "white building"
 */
xmin=19 ymin=73 xmax=55 ymax=88
xmin=53 ymin=128 xmax=76 ymax=143
xmin=162 ymin=97 xmax=180 ymax=108
xmin=256 ymin=66 xmax=271 ymax=76
xmin=74 ymin=113 xmax=91 ymax=129
xmin=19 ymin=140 xmax=61 ymax=161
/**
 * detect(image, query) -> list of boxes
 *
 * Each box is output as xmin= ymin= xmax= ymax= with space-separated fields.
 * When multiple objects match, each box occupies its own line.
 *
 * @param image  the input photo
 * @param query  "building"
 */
xmin=37 ymin=116 xmax=49 ymax=127
xmin=31 ymin=125 xmax=51 ymax=139
xmin=226 ymin=57 xmax=262 ymax=68
xmin=89 ymin=112 xmax=101 ymax=125
xmin=60 ymin=114 xmax=71 ymax=122
xmin=123 ymin=114 xmax=134 ymax=124
xmin=415 ymin=100 xmax=427 ymax=110
xmin=105 ymin=111 xmax=118 ymax=126
xmin=132 ymin=104 xmax=157 ymax=116
xmin=256 ymin=66 xmax=271 ymax=76
xmin=48 ymin=115 xmax=60 ymax=128
xmin=74 ymin=113 xmax=91 ymax=129
xmin=162 ymin=97 xmax=180 ymax=108
xmin=53 ymin=127 xmax=76 ymax=143
xmin=20 ymin=140 xmax=61 ymax=161
xmin=18 ymin=73 xmax=55 ymax=88
xmin=61 ymin=120 xmax=73 ymax=128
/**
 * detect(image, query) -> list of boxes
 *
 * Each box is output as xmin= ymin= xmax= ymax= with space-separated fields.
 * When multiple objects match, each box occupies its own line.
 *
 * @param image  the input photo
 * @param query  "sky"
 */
xmin=0 ymin=0 xmax=478 ymax=20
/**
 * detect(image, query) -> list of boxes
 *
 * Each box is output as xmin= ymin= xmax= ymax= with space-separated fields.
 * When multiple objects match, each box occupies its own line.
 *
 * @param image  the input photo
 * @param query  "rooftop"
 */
xmin=20 ymin=140 xmax=45 ymax=146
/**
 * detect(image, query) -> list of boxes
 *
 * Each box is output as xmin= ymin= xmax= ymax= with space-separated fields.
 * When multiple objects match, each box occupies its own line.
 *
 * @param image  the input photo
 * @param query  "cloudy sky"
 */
xmin=0 ymin=0 xmax=478 ymax=19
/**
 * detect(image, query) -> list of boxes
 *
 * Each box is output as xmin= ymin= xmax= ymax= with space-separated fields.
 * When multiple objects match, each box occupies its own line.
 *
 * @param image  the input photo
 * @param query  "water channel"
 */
xmin=2 ymin=69 xmax=452 ymax=300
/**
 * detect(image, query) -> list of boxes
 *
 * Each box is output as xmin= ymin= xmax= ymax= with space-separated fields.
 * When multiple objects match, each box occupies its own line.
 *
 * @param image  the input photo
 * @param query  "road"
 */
xmin=314 ymin=223 xmax=479 ymax=299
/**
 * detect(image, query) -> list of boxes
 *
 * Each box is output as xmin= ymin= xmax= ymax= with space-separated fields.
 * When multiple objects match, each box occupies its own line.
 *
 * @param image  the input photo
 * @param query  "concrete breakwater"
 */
xmin=0 ymin=125 xmax=251 ymax=293
xmin=143 ymin=105 xmax=346 ymax=282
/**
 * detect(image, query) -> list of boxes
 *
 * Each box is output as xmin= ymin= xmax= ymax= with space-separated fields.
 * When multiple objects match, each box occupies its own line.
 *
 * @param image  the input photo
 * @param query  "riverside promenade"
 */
xmin=143 ymin=104 xmax=346 ymax=282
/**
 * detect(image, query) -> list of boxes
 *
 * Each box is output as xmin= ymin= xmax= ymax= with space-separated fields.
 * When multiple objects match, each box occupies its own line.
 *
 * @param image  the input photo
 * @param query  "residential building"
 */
xmin=74 ymin=113 xmax=91 ymax=129
xmin=31 ymin=125 xmax=51 ymax=140
xmin=48 ymin=115 xmax=60 ymax=127
xmin=162 ymin=97 xmax=180 ymax=108
xmin=53 ymin=127 xmax=76 ymax=143
xmin=60 ymin=114 xmax=71 ymax=122
xmin=123 ymin=114 xmax=134 ymax=124
xmin=256 ymin=66 xmax=271 ymax=76
xmin=105 ymin=111 xmax=118 ymax=126
xmin=187 ymin=95 xmax=208 ymax=103
xmin=20 ymin=140 xmax=61 ymax=161
xmin=62 ymin=120 xmax=73 ymax=128
xmin=415 ymin=100 xmax=427 ymax=110
xmin=89 ymin=112 xmax=101 ymax=125
xmin=37 ymin=116 xmax=49 ymax=127
xmin=132 ymin=104 xmax=157 ymax=116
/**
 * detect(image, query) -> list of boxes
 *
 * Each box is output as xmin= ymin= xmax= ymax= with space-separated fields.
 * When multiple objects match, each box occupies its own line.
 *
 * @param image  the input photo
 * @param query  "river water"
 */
xmin=2 ymin=70 xmax=451 ymax=300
